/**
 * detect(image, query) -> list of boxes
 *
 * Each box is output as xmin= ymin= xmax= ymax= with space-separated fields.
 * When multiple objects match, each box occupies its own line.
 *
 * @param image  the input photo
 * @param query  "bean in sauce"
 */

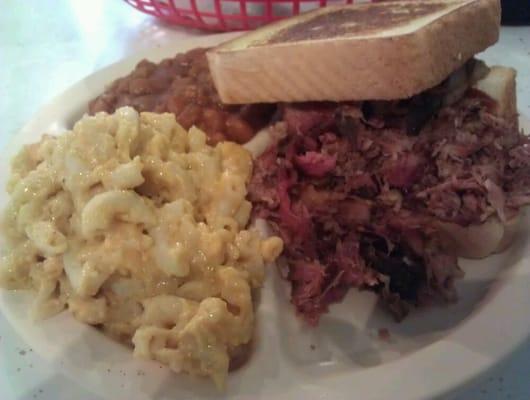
xmin=89 ymin=48 xmax=275 ymax=144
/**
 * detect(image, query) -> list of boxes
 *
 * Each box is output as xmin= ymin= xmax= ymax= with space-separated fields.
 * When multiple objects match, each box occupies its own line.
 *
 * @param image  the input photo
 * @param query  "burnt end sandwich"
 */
xmin=207 ymin=0 xmax=530 ymax=323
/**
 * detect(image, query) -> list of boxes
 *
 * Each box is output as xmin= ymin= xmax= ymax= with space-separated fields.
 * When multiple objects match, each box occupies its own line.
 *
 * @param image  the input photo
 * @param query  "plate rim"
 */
xmin=1 ymin=31 xmax=530 ymax=400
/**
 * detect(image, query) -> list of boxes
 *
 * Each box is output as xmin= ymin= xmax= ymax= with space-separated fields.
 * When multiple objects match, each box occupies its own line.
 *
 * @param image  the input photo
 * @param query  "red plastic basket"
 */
xmin=123 ymin=0 xmax=370 ymax=32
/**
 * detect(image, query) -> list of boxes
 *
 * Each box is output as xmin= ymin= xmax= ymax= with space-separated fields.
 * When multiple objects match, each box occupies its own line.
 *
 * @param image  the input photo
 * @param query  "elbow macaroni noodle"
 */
xmin=0 ymin=107 xmax=283 ymax=388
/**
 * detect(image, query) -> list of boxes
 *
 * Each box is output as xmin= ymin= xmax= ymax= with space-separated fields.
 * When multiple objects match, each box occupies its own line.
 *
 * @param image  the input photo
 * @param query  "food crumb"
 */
xmin=107 ymin=368 xmax=111 ymax=373
xmin=16 ymin=368 xmax=21 ymax=372
xmin=19 ymin=350 xmax=26 ymax=356
xmin=310 ymin=344 xmax=316 ymax=350
xmin=38 ymin=389 xmax=43 ymax=393
xmin=378 ymin=328 xmax=391 ymax=342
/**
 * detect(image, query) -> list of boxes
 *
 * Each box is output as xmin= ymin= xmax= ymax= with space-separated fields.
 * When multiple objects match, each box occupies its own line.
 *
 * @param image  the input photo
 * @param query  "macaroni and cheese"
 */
xmin=0 ymin=107 xmax=283 ymax=388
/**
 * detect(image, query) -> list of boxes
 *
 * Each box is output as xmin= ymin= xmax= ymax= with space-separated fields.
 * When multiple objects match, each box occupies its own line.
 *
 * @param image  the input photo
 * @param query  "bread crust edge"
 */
xmin=207 ymin=0 xmax=501 ymax=104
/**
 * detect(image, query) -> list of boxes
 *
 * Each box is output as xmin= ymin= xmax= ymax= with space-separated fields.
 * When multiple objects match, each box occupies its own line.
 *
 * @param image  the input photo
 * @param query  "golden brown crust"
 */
xmin=207 ymin=0 xmax=500 ymax=104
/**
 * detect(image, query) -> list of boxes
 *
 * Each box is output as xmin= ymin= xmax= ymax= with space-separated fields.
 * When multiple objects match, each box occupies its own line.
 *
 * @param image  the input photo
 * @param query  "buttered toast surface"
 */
xmin=207 ymin=0 xmax=501 ymax=104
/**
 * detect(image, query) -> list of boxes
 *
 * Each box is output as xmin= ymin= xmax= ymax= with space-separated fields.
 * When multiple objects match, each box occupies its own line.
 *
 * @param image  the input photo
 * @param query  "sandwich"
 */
xmin=207 ymin=0 xmax=530 ymax=323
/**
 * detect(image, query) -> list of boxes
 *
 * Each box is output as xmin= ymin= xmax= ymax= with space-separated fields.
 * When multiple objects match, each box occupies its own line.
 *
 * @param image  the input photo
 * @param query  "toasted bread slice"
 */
xmin=245 ymin=63 xmax=517 ymax=157
xmin=208 ymin=0 xmax=500 ymax=104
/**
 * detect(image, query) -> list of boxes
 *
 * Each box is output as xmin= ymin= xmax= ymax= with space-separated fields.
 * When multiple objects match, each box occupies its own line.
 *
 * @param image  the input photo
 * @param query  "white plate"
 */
xmin=1 ymin=32 xmax=529 ymax=400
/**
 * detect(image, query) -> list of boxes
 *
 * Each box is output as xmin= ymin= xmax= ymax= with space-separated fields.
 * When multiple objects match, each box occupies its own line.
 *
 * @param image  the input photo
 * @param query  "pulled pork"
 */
xmin=249 ymin=90 xmax=530 ymax=324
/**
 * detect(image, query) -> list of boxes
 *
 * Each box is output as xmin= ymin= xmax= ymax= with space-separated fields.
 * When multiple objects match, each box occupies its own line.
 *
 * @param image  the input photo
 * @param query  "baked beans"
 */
xmin=89 ymin=48 xmax=275 ymax=144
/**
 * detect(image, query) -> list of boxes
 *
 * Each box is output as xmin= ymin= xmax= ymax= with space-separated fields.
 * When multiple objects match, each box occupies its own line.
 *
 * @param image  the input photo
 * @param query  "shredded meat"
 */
xmin=249 ymin=89 xmax=529 ymax=324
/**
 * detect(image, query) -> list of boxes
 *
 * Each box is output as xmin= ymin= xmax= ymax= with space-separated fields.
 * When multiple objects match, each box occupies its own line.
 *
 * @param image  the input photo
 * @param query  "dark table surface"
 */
xmin=501 ymin=0 xmax=530 ymax=25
